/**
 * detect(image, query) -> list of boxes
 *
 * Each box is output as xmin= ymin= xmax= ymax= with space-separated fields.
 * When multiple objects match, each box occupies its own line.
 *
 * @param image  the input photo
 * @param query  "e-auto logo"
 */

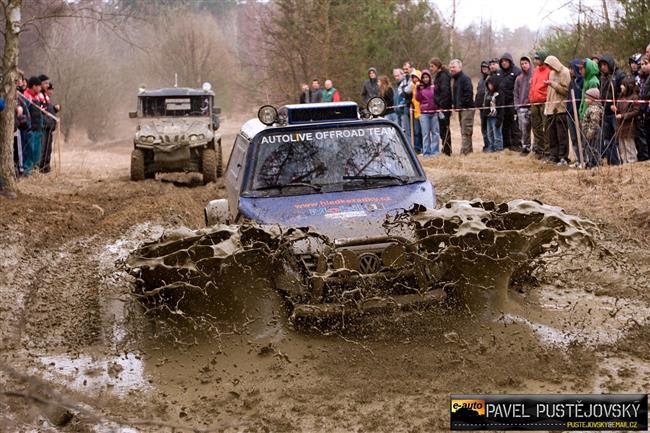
xmin=451 ymin=399 xmax=486 ymax=417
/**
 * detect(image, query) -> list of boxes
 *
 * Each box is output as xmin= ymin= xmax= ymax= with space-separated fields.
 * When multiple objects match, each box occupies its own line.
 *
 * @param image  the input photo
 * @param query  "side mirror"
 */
xmin=212 ymin=107 xmax=221 ymax=115
xmin=128 ymin=111 xmax=137 ymax=119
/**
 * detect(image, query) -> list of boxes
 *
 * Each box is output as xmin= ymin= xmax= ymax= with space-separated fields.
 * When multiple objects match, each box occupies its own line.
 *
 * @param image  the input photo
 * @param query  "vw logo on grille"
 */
xmin=358 ymin=253 xmax=381 ymax=274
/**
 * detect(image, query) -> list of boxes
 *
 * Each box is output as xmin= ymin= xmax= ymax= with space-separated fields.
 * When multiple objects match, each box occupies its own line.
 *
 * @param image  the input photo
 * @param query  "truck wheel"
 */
xmin=130 ymin=149 xmax=146 ymax=181
xmin=202 ymin=148 xmax=217 ymax=184
xmin=216 ymin=143 xmax=223 ymax=178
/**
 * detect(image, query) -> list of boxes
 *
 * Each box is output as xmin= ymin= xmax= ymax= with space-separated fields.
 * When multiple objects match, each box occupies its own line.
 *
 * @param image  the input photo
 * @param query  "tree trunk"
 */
xmin=602 ymin=0 xmax=611 ymax=28
xmin=0 ymin=0 xmax=22 ymax=193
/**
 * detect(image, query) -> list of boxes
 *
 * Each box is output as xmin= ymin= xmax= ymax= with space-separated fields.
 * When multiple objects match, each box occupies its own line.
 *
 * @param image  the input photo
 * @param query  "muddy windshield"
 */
xmin=246 ymin=124 xmax=419 ymax=196
xmin=140 ymin=96 xmax=211 ymax=117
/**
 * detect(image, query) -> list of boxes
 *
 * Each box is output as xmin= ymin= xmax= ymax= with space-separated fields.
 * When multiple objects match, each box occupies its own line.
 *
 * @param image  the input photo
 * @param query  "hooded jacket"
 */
xmin=484 ymin=75 xmax=505 ymax=125
xmin=566 ymin=58 xmax=584 ymax=115
xmin=415 ymin=69 xmax=436 ymax=113
xmin=579 ymin=58 xmax=600 ymax=119
xmin=475 ymin=61 xmax=489 ymax=108
xmin=497 ymin=52 xmax=521 ymax=104
xmin=452 ymin=70 xmax=473 ymax=109
xmin=529 ymin=51 xmax=551 ymax=104
xmin=598 ymin=55 xmax=626 ymax=115
xmin=514 ymin=56 xmax=532 ymax=108
xmin=544 ymin=56 xmax=571 ymax=115
xmin=433 ymin=68 xmax=452 ymax=109
xmin=361 ymin=67 xmax=380 ymax=104
xmin=410 ymin=70 xmax=422 ymax=119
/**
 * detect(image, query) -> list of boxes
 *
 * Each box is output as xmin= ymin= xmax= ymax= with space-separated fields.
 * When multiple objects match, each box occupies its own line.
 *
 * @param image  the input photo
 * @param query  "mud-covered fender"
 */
xmin=205 ymin=199 xmax=230 ymax=226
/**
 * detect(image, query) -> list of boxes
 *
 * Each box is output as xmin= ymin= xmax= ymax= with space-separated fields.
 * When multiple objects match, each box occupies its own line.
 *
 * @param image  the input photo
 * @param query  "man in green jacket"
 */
xmin=579 ymin=58 xmax=600 ymax=119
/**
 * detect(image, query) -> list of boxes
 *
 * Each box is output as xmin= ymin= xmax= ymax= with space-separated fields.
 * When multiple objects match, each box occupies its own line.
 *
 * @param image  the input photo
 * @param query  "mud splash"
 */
xmin=127 ymin=200 xmax=595 ymax=325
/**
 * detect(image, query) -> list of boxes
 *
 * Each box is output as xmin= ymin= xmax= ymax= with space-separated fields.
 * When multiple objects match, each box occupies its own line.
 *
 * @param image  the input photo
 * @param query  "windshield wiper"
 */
xmin=255 ymin=182 xmax=322 ymax=192
xmin=342 ymin=175 xmax=409 ymax=184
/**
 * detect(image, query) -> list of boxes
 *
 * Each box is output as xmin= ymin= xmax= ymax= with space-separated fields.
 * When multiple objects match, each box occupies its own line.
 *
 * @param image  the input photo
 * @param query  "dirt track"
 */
xmin=2 ymin=119 xmax=650 ymax=432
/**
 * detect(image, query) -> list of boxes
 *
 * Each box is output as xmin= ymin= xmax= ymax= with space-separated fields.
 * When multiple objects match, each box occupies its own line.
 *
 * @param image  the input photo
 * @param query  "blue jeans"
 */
xmin=419 ymin=113 xmax=440 ymax=155
xmin=486 ymin=117 xmax=503 ymax=151
xmin=413 ymin=116 xmax=422 ymax=153
xmin=29 ymin=130 xmax=43 ymax=171
xmin=21 ymin=130 xmax=33 ymax=172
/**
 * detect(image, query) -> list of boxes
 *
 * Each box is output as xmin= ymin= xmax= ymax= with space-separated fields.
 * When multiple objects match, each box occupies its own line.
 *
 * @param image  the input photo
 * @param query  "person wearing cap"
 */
xmin=361 ymin=67 xmax=380 ymax=104
xmin=582 ymin=87 xmax=604 ymax=167
xmin=475 ymin=60 xmax=491 ymax=151
xmin=489 ymin=58 xmax=500 ymax=75
xmin=529 ymin=50 xmax=551 ymax=159
xmin=629 ymin=53 xmax=643 ymax=87
xmin=23 ymin=76 xmax=45 ymax=174
xmin=514 ymin=55 xmax=533 ymax=154
xmin=543 ymin=55 xmax=571 ymax=165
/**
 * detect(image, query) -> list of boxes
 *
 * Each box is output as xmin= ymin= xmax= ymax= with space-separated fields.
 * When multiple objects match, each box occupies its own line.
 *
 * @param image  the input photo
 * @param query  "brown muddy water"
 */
xmin=2 ymin=136 xmax=650 ymax=432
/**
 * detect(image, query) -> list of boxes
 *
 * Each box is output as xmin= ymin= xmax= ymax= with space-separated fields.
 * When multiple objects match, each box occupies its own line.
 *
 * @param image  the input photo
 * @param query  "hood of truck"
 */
xmin=136 ymin=117 xmax=213 ymax=144
xmin=238 ymin=181 xmax=435 ymax=240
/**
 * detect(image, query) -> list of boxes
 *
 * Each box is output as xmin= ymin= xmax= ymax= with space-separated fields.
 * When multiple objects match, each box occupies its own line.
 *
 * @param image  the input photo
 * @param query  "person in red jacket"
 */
xmin=529 ymin=51 xmax=551 ymax=159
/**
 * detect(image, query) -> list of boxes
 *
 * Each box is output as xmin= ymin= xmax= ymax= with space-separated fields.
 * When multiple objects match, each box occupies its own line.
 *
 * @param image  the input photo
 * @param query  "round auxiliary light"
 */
xmin=367 ymin=97 xmax=386 ymax=117
xmin=202 ymin=82 xmax=212 ymax=92
xmin=258 ymin=105 xmax=278 ymax=126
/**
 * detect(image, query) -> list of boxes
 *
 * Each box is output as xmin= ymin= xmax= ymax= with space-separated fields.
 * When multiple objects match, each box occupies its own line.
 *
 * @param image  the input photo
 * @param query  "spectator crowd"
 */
xmin=0 ymin=70 xmax=60 ymax=197
xmin=300 ymin=47 xmax=650 ymax=168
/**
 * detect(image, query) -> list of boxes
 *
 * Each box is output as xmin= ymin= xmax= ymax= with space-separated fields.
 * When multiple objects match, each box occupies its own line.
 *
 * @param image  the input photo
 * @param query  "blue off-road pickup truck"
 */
xmin=205 ymin=100 xmax=442 ymax=319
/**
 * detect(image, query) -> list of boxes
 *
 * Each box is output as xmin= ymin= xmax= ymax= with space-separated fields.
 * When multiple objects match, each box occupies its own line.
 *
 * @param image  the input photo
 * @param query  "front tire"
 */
xmin=202 ymin=148 xmax=217 ymax=184
xmin=130 ymin=149 xmax=145 ymax=181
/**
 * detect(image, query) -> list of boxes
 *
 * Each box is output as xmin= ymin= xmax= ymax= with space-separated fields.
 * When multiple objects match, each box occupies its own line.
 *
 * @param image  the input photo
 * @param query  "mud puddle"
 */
xmin=36 ymin=353 xmax=148 ymax=395
xmin=499 ymin=285 xmax=650 ymax=348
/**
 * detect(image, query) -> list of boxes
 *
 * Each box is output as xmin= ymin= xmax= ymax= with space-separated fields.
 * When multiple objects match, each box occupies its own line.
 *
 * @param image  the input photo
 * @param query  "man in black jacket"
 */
xmin=450 ymin=59 xmax=474 ymax=154
xmin=498 ymin=52 xmax=522 ymax=150
xmin=430 ymin=57 xmax=453 ymax=155
xmin=599 ymin=55 xmax=626 ymax=165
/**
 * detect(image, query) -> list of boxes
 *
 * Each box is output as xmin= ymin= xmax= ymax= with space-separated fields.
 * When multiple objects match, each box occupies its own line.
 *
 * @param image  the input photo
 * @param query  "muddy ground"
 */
xmin=1 ymin=116 xmax=650 ymax=433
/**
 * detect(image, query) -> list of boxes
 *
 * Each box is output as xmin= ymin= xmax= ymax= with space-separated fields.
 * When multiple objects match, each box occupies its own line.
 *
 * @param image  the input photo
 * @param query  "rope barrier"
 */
xmin=387 ymin=97 xmax=645 ymax=115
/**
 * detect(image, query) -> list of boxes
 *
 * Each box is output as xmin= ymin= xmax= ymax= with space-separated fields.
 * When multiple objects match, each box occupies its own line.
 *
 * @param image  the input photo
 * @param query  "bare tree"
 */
xmin=0 ymin=0 xmax=21 ymax=194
